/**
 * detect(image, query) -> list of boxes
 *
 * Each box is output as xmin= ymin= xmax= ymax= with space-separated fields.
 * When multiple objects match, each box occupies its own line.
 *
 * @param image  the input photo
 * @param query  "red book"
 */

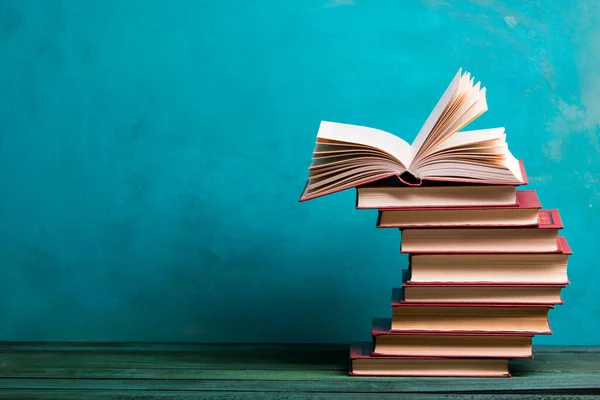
xmin=390 ymin=289 xmax=553 ymax=335
xmin=376 ymin=190 xmax=541 ymax=228
xmin=370 ymin=318 xmax=534 ymax=358
xmin=400 ymin=282 xmax=566 ymax=305
xmin=400 ymin=209 xmax=563 ymax=253
xmin=349 ymin=342 xmax=511 ymax=377
xmin=406 ymin=236 xmax=572 ymax=285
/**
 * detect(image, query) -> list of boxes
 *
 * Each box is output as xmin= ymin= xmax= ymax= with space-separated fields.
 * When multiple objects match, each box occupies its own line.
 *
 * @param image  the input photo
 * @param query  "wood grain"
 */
xmin=0 ymin=343 xmax=598 ymax=399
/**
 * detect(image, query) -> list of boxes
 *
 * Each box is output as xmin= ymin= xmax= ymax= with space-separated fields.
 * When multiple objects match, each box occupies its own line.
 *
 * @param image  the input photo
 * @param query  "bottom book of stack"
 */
xmin=349 ymin=341 xmax=513 ymax=377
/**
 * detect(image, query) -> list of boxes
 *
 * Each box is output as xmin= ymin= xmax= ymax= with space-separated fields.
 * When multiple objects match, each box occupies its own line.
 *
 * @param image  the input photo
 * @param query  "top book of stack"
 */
xmin=299 ymin=69 xmax=526 ymax=205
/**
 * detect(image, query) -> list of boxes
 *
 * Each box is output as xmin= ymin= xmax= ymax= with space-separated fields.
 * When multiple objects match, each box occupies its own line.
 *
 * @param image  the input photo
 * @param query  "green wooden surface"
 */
xmin=0 ymin=344 xmax=598 ymax=399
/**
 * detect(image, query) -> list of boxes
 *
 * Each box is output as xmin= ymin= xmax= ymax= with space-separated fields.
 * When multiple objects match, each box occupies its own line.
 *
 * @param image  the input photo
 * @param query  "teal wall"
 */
xmin=0 ymin=0 xmax=597 ymax=344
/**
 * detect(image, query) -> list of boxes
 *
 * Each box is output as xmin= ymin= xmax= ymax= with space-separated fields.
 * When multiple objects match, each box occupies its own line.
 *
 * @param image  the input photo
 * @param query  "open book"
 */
xmin=299 ymin=69 xmax=524 ymax=202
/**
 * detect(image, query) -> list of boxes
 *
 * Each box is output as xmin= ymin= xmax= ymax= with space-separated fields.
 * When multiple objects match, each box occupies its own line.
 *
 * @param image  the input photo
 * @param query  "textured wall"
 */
xmin=0 ymin=0 xmax=597 ymax=344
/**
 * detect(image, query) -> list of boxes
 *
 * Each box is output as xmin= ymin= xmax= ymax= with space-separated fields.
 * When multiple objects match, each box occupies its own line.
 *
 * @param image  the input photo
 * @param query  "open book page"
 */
xmin=442 ymin=86 xmax=488 ymax=141
xmin=412 ymin=73 xmax=473 ymax=159
xmin=414 ymin=152 xmax=523 ymax=183
xmin=502 ymin=149 xmax=524 ymax=182
xmin=409 ymin=74 xmax=488 ymax=169
xmin=310 ymin=155 xmax=405 ymax=174
xmin=308 ymin=158 xmax=402 ymax=179
xmin=299 ymin=123 xmax=413 ymax=200
xmin=316 ymin=121 xmax=413 ymax=167
xmin=414 ymin=162 xmax=521 ymax=183
xmin=299 ymin=68 xmax=524 ymax=202
xmin=427 ymin=128 xmax=506 ymax=153
xmin=411 ymin=127 xmax=523 ymax=183
xmin=309 ymin=159 xmax=409 ymax=183
xmin=312 ymin=141 xmax=409 ymax=165
xmin=412 ymin=133 xmax=506 ymax=169
xmin=300 ymin=168 xmax=400 ymax=201
xmin=416 ymin=85 xmax=487 ymax=159
xmin=409 ymin=69 xmax=463 ymax=158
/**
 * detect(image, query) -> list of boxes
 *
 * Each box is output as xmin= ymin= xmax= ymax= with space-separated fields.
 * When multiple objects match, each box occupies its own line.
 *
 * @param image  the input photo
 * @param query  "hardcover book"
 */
xmin=370 ymin=317 xmax=534 ymax=358
xmin=299 ymin=69 xmax=525 ymax=202
xmin=349 ymin=342 xmax=511 ymax=377
xmin=399 ymin=210 xmax=563 ymax=253
xmin=406 ymin=236 xmax=572 ymax=284
xmin=376 ymin=190 xmax=541 ymax=227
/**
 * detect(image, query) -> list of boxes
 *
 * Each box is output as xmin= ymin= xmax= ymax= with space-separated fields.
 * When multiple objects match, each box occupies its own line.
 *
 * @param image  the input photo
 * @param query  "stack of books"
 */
xmin=299 ymin=69 xmax=572 ymax=377
xmin=348 ymin=174 xmax=571 ymax=377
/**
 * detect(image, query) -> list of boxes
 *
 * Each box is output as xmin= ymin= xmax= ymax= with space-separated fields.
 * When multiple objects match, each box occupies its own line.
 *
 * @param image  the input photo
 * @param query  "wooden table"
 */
xmin=0 ymin=343 xmax=598 ymax=399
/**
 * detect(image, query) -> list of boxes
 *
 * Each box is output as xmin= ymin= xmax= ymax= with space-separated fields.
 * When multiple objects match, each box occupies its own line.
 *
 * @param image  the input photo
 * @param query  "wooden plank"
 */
xmin=0 ymin=342 xmax=351 ymax=352
xmin=0 ymin=342 xmax=597 ymax=353
xmin=1 ymin=360 xmax=600 ymax=380
xmin=0 ymin=344 xmax=598 ymax=397
xmin=0 ymin=389 xmax=597 ymax=400
xmin=0 ymin=352 xmax=347 ymax=371
xmin=2 ymin=346 xmax=597 ymax=358
xmin=0 ymin=374 xmax=599 ymax=393
xmin=1 ymin=349 xmax=599 ymax=378
xmin=0 ymin=347 xmax=596 ymax=366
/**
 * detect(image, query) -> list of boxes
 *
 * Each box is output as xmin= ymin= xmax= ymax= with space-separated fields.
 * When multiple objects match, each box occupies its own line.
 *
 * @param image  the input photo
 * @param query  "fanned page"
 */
xmin=412 ymin=127 xmax=523 ymax=183
xmin=299 ymin=121 xmax=413 ymax=201
xmin=316 ymin=121 xmax=412 ymax=162
xmin=410 ymin=71 xmax=488 ymax=167
xmin=409 ymin=69 xmax=463 ymax=157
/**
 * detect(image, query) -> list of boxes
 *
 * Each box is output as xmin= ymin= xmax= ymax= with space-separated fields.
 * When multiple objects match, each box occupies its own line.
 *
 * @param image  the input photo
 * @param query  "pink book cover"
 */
xmin=405 ymin=235 xmax=572 ymax=258
xmin=389 ymin=289 xmax=553 ymax=335
xmin=370 ymin=318 xmax=535 ymax=359
xmin=348 ymin=342 xmax=512 ymax=377
xmin=390 ymin=288 xmax=555 ymax=309
xmin=400 ymin=236 xmax=573 ymax=256
xmin=375 ymin=188 xmax=539 ymax=217
xmin=385 ymin=188 xmax=540 ymax=212
xmin=400 ymin=282 xmax=566 ymax=305
xmin=376 ymin=190 xmax=541 ymax=228
xmin=400 ymin=219 xmax=568 ymax=255
xmin=402 ymin=263 xmax=571 ymax=287
xmin=371 ymin=317 xmax=535 ymax=339
xmin=397 ymin=208 xmax=563 ymax=231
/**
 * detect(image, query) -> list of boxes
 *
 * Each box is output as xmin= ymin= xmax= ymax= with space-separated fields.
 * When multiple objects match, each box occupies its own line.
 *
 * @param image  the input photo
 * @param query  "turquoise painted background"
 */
xmin=0 ymin=0 xmax=597 ymax=344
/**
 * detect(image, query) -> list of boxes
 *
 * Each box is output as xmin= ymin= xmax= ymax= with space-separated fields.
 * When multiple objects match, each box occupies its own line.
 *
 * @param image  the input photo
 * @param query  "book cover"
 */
xmin=403 ymin=235 xmax=571 ymax=255
xmin=376 ymin=190 xmax=541 ymax=228
xmin=349 ymin=342 xmax=512 ymax=377
xmin=299 ymin=69 xmax=527 ymax=203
